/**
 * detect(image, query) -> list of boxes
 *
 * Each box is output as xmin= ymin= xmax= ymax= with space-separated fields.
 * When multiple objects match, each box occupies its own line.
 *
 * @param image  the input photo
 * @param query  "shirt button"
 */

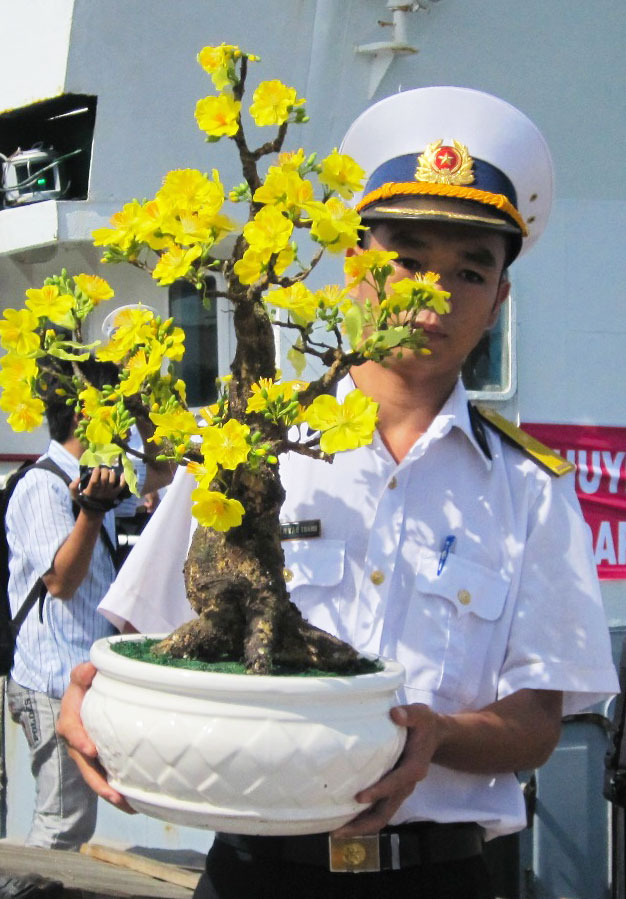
xmin=388 ymin=477 xmax=398 ymax=490
xmin=370 ymin=570 xmax=385 ymax=585
xmin=457 ymin=589 xmax=471 ymax=606
xmin=284 ymin=568 xmax=294 ymax=582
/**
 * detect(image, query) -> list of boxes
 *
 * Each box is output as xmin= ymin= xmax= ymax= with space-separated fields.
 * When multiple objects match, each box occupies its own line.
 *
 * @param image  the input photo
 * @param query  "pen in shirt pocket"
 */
xmin=437 ymin=535 xmax=456 ymax=576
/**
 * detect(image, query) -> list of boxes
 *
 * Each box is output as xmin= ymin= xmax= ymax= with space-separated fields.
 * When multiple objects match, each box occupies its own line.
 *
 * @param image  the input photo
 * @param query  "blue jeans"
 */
xmin=7 ymin=679 xmax=97 ymax=850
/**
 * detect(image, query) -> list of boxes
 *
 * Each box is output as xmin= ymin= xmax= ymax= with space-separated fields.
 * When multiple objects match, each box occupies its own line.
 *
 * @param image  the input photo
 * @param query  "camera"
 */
xmin=79 ymin=463 xmax=131 ymax=502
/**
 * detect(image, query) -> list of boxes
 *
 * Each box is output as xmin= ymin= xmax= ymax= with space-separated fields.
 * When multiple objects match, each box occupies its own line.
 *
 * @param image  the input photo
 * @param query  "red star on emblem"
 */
xmin=434 ymin=146 xmax=461 ymax=172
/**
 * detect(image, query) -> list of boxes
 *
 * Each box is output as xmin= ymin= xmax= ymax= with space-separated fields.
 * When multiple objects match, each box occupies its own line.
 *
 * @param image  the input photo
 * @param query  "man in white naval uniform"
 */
xmin=59 ymin=87 xmax=618 ymax=898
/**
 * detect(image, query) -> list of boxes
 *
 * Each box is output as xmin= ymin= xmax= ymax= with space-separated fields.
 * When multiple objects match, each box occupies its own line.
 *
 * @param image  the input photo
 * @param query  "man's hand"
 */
xmin=333 ymin=689 xmax=562 ymax=837
xmin=56 ymin=662 xmax=136 ymax=814
xmin=333 ymin=704 xmax=440 ymax=836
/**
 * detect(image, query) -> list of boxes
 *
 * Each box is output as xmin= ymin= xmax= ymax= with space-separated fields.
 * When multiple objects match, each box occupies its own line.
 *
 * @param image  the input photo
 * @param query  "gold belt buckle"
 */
xmin=328 ymin=835 xmax=381 ymax=873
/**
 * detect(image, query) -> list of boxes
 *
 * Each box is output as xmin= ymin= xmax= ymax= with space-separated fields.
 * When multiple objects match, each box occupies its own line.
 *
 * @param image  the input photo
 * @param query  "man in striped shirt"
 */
xmin=6 ymin=360 xmax=126 ymax=851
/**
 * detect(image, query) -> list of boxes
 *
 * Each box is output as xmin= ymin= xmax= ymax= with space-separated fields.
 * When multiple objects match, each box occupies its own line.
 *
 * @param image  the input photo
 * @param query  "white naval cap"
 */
xmin=340 ymin=86 xmax=554 ymax=260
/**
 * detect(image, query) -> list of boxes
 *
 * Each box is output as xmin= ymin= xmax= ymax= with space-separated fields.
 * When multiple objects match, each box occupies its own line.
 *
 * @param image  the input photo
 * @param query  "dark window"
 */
xmin=169 ymin=278 xmax=219 ymax=407
xmin=0 ymin=94 xmax=97 ymax=207
xmin=462 ymin=297 xmax=515 ymax=399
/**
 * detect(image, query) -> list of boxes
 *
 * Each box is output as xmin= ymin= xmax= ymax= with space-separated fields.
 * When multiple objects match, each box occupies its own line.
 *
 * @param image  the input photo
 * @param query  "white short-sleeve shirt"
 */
xmin=98 ymin=377 xmax=618 ymax=837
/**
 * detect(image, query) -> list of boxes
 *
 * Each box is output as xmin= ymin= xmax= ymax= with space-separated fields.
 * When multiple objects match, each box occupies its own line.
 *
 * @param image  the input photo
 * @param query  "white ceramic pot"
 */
xmin=82 ymin=634 xmax=407 ymax=836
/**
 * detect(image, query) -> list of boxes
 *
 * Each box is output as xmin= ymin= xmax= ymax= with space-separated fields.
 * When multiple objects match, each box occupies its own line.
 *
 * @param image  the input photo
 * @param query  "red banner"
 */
xmin=522 ymin=423 xmax=626 ymax=580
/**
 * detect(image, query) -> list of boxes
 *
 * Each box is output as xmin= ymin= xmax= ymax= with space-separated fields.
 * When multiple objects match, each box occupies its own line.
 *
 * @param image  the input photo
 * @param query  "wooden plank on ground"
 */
xmin=0 ymin=841 xmax=200 ymax=897
xmin=80 ymin=844 xmax=200 ymax=889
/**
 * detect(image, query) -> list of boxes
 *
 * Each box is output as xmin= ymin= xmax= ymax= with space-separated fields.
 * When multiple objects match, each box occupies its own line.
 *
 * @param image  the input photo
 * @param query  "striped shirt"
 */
xmin=7 ymin=440 xmax=117 ymax=698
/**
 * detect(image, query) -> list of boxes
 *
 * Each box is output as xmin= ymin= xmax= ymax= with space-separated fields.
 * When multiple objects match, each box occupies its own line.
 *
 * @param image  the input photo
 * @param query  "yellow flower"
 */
xmin=73 ymin=274 xmax=115 ymax=305
xmin=92 ymin=200 xmax=143 ymax=250
xmin=344 ymin=249 xmax=398 ymax=285
xmin=265 ymin=283 xmax=318 ymax=324
xmin=0 ymin=353 xmax=38 ymax=384
xmin=24 ymin=285 xmax=76 ymax=326
xmin=277 ymin=148 xmax=307 ymax=171
xmin=195 ymin=94 xmax=241 ymax=138
xmin=191 ymin=488 xmax=245 ymax=531
xmin=306 ymin=198 xmax=362 ymax=252
xmin=163 ymin=326 xmax=186 ymax=362
xmin=253 ymin=168 xmax=313 ymax=215
xmin=0 ymin=386 xmax=44 ymax=432
xmin=79 ymin=385 xmax=105 ymax=418
xmin=201 ymin=419 xmax=250 ymax=470
xmin=303 ymin=389 xmax=378 ymax=454
xmin=187 ymin=459 xmax=218 ymax=489
xmin=96 ymin=308 xmax=156 ymax=363
xmin=319 ymin=150 xmax=366 ymax=199
xmin=157 ymin=168 xmax=225 ymax=217
xmin=249 ymin=80 xmax=305 ymax=127
xmin=197 ymin=44 xmax=240 ymax=90
xmin=314 ymin=284 xmax=350 ymax=310
xmin=85 ymin=407 xmax=116 ymax=445
xmin=117 ymin=346 xmax=164 ymax=396
xmin=133 ymin=200 xmax=172 ymax=251
xmin=149 ymin=406 xmax=199 ymax=444
xmin=243 ymin=205 xmax=293 ymax=256
xmin=233 ymin=248 xmax=266 ymax=286
xmin=152 ymin=244 xmax=202 ymax=286
xmin=246 ymin=378 xmax=307 ymax=414
xmin=0 ymin=309 xmax=40 ymax=355
xmin=382 ymin=273 xmax=450 ymax=314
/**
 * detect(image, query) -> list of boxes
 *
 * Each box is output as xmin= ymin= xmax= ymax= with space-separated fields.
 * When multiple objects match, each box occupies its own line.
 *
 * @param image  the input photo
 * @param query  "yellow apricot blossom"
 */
xmin=0 ymin=353 xmax=38 ymax=384
xmin=149 ymin=406 xmax=199 ymax=444
xmin=344 ymin=249 xmax=398 ymax=285
xmin=152 ymin=244 xmax=202 ymax=286
xmin=195 ymin=94 xmax=241 ymax=138
xmin=265 ymin=283 xmax=318 ymax=323
xmin=246 ymin=378 xmax=307 ymax=414
xmin=201 ymin=419 xmax=250 ymax=470
xmin=117 ymin=346 xmax=164 ymax=397
xmin=191 ymin=488 xmax=245 ymax=531
xmin=253 ymin=168 xmax=313 ymax=215
xmin=233 ymin=248 xmax=265 ymax=285
xmin=319 ymin=150 xmax=365 ymax=199
xmin=186 ymin=459 xmax=218 ymax=489
xmin=0 ymin=385 xmax=44 ymax=432
xmin=0 ymin=309 xmax=40 ymax=355
xmin=197 ymin=44 xmax=239 ymax=90
xmin=73 ymin=274 xmax=115 ymax=305
xmin=243 ymin=205 xmax=293 ymax=257
xmin=92 ymin=200 xmax=144 ymax=250
xmin=306 ymin=198 xmax=362 ymax=252
xmin=157 ymin=169 xmax=225 ymax=217
xmin=24 ymin=285 xmax=75 ymax=327
xmin=85 ymin=407 xmax=117 ymax=445
xmin=382 ymin=272 xmax=450 ymax=314
xmin=303 ymin=389 xmax=378 ymax=454
xmin=249 ymin=80 xmax=304 ymax=127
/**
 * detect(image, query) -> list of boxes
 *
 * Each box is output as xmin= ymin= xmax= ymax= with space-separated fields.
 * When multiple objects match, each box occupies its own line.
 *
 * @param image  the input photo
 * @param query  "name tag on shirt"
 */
xmin=280 ymin=519 xmax=321 ymax=540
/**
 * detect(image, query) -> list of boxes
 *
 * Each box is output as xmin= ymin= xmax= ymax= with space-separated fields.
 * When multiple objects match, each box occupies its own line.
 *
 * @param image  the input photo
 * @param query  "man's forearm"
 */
xmin=431 ymin=688 xmax=563 ymax=773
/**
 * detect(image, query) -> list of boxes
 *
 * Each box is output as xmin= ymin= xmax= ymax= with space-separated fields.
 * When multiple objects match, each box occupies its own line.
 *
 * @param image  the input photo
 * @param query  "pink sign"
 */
xmin=522 ymin=423 xmax=626 ymax=580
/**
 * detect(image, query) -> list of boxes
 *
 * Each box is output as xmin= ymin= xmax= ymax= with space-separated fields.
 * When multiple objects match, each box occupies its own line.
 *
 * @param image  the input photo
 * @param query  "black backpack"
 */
xmin=0 ymin=458 xmax=117 ymax=677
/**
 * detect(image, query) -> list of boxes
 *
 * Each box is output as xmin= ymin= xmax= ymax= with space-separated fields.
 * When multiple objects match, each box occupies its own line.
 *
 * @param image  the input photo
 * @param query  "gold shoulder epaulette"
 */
xmin=474 ymin=404 xmax=575 ymax=477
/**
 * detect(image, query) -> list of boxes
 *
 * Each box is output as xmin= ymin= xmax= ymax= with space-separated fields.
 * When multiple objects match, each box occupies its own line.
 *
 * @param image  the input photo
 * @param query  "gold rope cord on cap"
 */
xmin=356 ymin=182 xmax=528 ymax=236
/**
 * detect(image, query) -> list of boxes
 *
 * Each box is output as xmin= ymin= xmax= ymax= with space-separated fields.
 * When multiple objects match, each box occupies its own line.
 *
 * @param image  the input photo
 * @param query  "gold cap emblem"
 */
xmin=415 ymin=139 xmax=475 ymax=186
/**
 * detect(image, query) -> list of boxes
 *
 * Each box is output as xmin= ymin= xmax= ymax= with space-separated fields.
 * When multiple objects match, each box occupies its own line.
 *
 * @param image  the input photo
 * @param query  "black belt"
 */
xmin=216 ymin=822 xmax=484 ymax=873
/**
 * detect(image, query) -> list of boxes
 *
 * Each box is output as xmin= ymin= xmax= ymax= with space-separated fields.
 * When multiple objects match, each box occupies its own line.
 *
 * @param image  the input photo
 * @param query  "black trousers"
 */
xmin=193 ymin=837 xmax=495 ymax=899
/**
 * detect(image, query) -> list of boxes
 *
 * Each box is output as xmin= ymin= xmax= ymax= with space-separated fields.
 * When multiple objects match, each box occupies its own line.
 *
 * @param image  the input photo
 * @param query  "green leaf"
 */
xmin=121 ymin=454 xmax=139 ymax=496
xmin=343 ymin=304 xmax=365 ymax=350
xmin=79 ymin=444 xmax=123 ymax=468
xmin=287 ymin=343 xmax=306 ymax=377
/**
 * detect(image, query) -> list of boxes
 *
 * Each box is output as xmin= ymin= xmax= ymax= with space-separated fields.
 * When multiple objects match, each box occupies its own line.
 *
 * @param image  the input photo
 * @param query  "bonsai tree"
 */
xmin=0 ymin=43 xmax=449 ymax=675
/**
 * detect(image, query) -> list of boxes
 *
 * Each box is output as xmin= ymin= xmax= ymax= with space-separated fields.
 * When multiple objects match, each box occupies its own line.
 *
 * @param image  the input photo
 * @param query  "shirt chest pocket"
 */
xmin=282 ymin=539 xmax=347 ymax=637
xmin=403 ymin=548 xmax=510 ymax=706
